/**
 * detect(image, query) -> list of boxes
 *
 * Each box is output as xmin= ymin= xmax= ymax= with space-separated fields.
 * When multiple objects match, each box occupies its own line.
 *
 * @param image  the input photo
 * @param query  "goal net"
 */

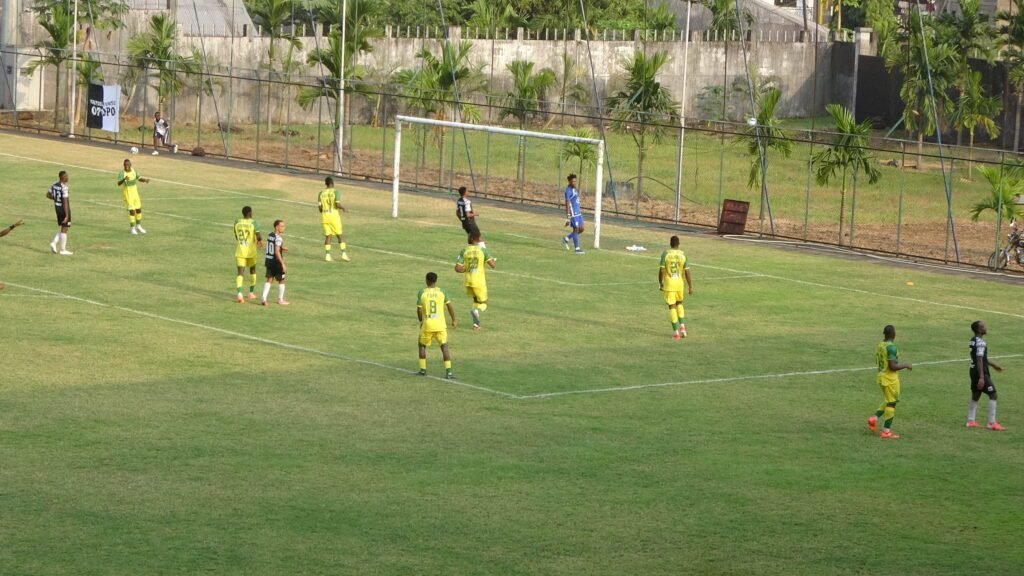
xmin=391 ymin=115 xmax=606 ymax=248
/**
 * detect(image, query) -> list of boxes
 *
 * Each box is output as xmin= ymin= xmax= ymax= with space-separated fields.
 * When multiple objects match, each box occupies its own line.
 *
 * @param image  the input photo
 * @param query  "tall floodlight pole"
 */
xmin=673 ymin=0 xmax=692 ymax=222
xmin=68 ymin=0 xmax=79 ymax=137
xmin=335 ymin=0 xmax=347 ymax=175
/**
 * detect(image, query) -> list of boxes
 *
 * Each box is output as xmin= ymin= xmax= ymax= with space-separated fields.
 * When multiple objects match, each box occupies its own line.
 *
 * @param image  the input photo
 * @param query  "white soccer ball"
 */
xmin=747 ymin=117 xmax=757 ymax=126
xmin=130 ymin=146 xmax=139 ymax=154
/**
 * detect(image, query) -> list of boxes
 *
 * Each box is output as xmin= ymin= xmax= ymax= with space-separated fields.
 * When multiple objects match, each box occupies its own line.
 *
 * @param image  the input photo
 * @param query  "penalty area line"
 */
xmin=516 ymin=354 xmax=1024 ymax=399
xmin=2 ymin=281 xmax=519 ymax=400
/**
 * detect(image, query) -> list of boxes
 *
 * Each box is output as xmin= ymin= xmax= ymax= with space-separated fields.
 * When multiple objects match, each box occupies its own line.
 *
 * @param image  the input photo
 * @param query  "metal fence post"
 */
xmin=255 ymin=74 xmax=261 ymax=162
xmin=995 ymin=152 xmax=1007 ymax=263
xmin=896 ymin=143 xmax=906 ymax=256
xmin=483 ymin=130 xmax=491 ymax=198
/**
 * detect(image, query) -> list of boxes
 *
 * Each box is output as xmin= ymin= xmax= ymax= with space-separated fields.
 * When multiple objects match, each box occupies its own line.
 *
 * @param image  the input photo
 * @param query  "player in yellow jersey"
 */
xmin=117 ymin=158 xmax=150 ymax=235
xmin=659 ymin=235 xmax=694 ymax=340
xmin=417 ymin=271 xmax=457 ymax=379
xmin=232 ymin=206 xmax=263 ymax=303
xmin=868 ymin=325 xmax=913 ymax=439
xmin=318 ymin=176 xmax=349 ymax=262
xmin=454 ymin=232 xmax=495 ymax=330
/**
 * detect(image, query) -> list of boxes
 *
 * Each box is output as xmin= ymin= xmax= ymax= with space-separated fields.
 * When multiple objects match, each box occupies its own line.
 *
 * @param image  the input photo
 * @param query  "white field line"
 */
xmin=2 ymin=280 xmax=518 ymax=399
xmin=145 ymin=196 xmax=243 ymax=201
xmin=517 ymin=354 xmax=1024 ymax=400
xmin=0 ymin=293 xmax=69 ymax=299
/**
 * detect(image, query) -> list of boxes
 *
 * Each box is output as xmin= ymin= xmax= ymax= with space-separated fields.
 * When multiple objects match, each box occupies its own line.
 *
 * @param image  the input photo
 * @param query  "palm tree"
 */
xmin=73 ymin=53 xmax=104 ymax=127
xmin=812 ymin=104 xmax=881 ymax=245
xmin=547 ymin=50 xmax=590 ymax=128
xmin=935 ymin=0 xmax=997 ymax=63
xmin=743 ymin=88 xmax=792 ymax=190
xmin=122 ymin=14 xmax=202 ymax=111
xmin=496 ymin=60 xmax=556 ymax=185
xmin=465 ymin=0 xmax=524 ymax=33
xmin=997 ymin=0 xmax=1024 ymax=153
xmin=26 ymin=2 xmax=73 ymax=129
xmin=561 ymin=126 xmax=597 ymax=194
xmin=885 ymin=9 xmax=958 ymax=167
xmin=970 ymin=164 xmax=1024 ymax=222
xmin=949 ymin=71 xmax=1001 ymax=177
xmin=297 ymin=28 xmax=348 ymax=128
xmin=394 ymin=40 xmax=486 ymax=183
xmin=247 ymin=0 xmax=302 ymax=134
xmin=605 ymin=50 xmax=680 ymax=210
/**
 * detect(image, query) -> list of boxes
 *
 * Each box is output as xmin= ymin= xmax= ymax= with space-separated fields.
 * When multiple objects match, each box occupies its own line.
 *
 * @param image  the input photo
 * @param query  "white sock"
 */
xmin=988 ymin=399 xmax=997 ymax=424
xmin=261 ymin=282 xmax=271 ymax=302
xmin=52 ymin=231 xmax=61 ymax=244
xmin=59 ymin=232 xmax=67 ymax=250
xmin=278 ymin=284 xmax=286 ymax=300
xmin=968 ymin=399 xmax=978 ymax=422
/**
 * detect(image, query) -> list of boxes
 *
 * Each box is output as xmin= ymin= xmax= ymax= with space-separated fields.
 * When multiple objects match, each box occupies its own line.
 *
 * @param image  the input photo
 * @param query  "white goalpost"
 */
xmin=391 ymin=115 xmax=607 ymax=249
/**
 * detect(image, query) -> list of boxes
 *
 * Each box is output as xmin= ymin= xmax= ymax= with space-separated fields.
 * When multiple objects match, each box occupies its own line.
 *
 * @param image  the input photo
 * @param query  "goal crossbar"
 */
xmin=392 ymin=115 xmax=607 ymax=249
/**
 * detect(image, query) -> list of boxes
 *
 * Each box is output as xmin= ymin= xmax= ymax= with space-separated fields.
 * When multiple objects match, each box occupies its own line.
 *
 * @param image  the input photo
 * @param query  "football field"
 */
xmin=1 ymin=132 xmax=1022 ymax=575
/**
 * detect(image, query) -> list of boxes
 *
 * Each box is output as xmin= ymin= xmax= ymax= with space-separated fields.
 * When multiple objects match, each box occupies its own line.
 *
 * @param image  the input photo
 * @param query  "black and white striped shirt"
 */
xmin=456 ymin=197 xmax=473 ymax=222
xmin=970 ymin=335 xmax=989 ymax=376
xmin=50 ymin=181 xmax=68 ymax=209
xmin=265 ymin=232 xmax=283 ymax=261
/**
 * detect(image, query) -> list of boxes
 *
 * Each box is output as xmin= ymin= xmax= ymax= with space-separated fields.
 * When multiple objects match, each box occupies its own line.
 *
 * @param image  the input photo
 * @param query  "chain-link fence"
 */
xmin=1 ymin=45 xmax=1020 ymax=270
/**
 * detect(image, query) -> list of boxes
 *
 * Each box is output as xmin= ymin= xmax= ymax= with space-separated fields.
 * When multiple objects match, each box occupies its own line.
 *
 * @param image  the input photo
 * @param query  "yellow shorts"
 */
xmin=663 ymin=290 xmax=684 ymax=306
xmin=321 ymin=216 xmax=343 ymax=237
xmin=465 ymin=284 xmax=488 ymax=304
xmin=419 ymin=329 xmax=448 ymax=346
xmin=877 ymin=376 xmax=901 ymax=404
xmin=235 ymin=256 xmax=256 ymax=268
xmin=123 ymin=190 xmax=141 ymax=211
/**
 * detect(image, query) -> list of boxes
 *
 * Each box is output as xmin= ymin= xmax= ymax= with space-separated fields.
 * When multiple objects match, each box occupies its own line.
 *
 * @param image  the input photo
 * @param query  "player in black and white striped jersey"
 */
xmin=46 ymin=170 xmax=73 ymax=255
xmin=455 ymin=186 xmax=485 ymax=248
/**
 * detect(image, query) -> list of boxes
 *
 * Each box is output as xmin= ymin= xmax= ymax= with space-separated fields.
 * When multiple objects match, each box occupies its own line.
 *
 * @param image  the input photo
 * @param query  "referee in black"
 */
xmin=456 ymin=186 xmax=485 ymax=247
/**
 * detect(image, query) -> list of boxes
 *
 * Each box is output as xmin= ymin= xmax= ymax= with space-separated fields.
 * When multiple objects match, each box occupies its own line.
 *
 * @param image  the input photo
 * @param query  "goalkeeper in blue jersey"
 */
xmin=561 ymin=174 xmax=585 ymax=255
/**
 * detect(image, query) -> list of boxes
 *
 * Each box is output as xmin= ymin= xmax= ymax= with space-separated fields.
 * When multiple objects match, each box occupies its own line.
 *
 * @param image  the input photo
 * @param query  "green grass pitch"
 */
xmin=1 ymin=132 xmax=1022 ymax=575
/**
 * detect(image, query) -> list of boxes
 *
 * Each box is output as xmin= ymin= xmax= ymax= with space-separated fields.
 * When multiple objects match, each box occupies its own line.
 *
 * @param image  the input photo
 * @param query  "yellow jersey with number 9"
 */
xmin=418 ymin=286 xmax=450 ymax=332
xmin=457 ymin=245 xmax=491 ymax=287
xmin=233 ymin=218 xmax=260 ymax=258
xmin=660 ymin=249 xmax=688 ymax=292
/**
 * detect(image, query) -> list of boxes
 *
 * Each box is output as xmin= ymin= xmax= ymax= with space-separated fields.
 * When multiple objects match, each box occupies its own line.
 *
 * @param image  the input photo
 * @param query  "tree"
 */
xmin=247 ymin=0 xmax=302 ymax=134
xmin=884 ymin=9 xmax=958 ymax=167
xmin=297 ymin=28 xmax=349 ymax=128
xmin=949 ymin=71 xmax=1001 ymax=177
xmin=997 ymin=0 xmax=1024 ymax=153
xmin=122 ymin=14 xmax=202 ymax=111
xmin=26 ymin=1 xmax=73 ymax=129
xmin=812 ymin=104 xmax=881 ymax=245
xmin=496 ymin=60 xmax=555 ymax=185
xmin=73 ymin=53 xmax=104 ymax=127
xmin=547 ymin=50 xmax=590 ymax=128
xmin=465 ymin=0 xmax=524 ymax=33
xmin=743 ymin=87 xmax=791 ymax=190
xmin=561 ymin=126 xmax=597 ymax=194
xmin=970 ymin=164 xmax=1024 ymax=223
xmin=393 ymin=40 xmax=486 ymax=183
xmin=605 ymin=50 xmax=680 ymax=209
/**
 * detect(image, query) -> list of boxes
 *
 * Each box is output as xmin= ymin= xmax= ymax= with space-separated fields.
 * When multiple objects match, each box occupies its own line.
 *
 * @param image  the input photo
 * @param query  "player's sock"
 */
xmin=325 ymin=244 xmax=332 ymax=255
xmin=339 ymin=242 xmax=346 ymax=251
xmin=128 ymin=214 xmax=136 ymax=227
xmin=418 ymin=358 xmax=427 ymax=371
xmin=988 ymin=399 xmax=997 ymax=424
xmin=278 ymin=284 xmax=286 ymax=301
xmin=676 ymin=304 xmax=685 ymax=321
xmin=470 ymin=308 xmax=481 ymax=326
xmin=669 ymin=308 xmax=679 ymax=331
xmin=136 ymin=213 xmax=142 ymax=224
xmin=444 ymin=360 xmax=452 ymax=374
xmin=571 ymin=232 xmax=579 ymax=249
xmin=261 ymin=282 xmax=271 ymax=302
xmin=874 ymin=408 xmax=885 ymax=418
xmin=52 ymin=231 xmax=61 ymax=245
xmin=58 ymin=232 xmax=67 ymax=251
xmin=249 ymin=274 xmax=257 ymax=294
xmin=883 ymin=405 xmax=895 ymax=430
xmin=968 ymin=399 xmax=978 ymax=422
xmin=236 ymin=275 xmax=244 ymax=293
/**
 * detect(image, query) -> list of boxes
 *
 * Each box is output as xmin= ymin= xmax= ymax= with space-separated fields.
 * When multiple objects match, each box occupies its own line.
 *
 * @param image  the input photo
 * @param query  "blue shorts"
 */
xmin=570 ymin=215 xmax=584 ymax=229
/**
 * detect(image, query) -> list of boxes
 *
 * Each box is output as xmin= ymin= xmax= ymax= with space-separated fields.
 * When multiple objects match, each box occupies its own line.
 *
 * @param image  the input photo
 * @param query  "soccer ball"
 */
xmin=130 ymin=146 xmax=139 ymax=154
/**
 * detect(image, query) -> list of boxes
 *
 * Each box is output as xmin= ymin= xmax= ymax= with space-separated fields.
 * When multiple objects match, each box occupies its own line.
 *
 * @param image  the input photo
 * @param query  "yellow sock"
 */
xmin=236 ymin=275 xmax=244 ymax=292
xmin=444 ymin=360 xmax=452 ymax=371
xmin=135 ymin=213 xmax=142 ymax=224
xmin=325 ymin=244 xmax=332 ymax=253
xmin=339 ymin=242 xmax=347 ymax=251
xmin=669 ymin=307 xmax=679 ymax=328
xmin=477 ymin=302 xmax=488 ymax=312
xmin=250 ymin=274 xmax=257 ymax=293
xmin=418 ymin=358 xmax=427 ymax=370
xmin=676 ymin=304 xmax=684 ymax=321
xmin=128 ymin=215 xmax=136 ymax=226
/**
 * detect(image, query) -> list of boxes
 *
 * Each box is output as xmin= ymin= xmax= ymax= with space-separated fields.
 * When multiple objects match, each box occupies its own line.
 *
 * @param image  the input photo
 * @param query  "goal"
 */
xmin=391 ymin=115 xmax=607 ymax=248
